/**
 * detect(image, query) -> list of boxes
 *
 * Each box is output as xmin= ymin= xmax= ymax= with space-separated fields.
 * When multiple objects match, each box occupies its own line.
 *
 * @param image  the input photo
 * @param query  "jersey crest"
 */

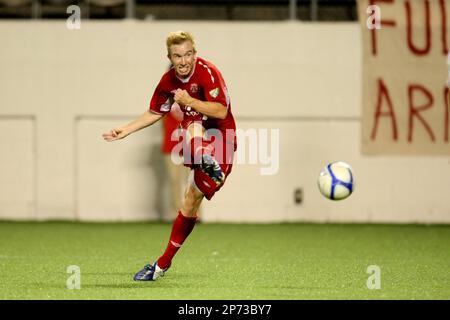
xmin=209 ymin=88 xmax=220 ymax=98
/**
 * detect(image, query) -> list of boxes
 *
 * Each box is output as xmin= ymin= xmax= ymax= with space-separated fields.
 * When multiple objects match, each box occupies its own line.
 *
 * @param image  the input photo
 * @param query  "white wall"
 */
xmin=0 ymin=20 xmax=448 ymax=223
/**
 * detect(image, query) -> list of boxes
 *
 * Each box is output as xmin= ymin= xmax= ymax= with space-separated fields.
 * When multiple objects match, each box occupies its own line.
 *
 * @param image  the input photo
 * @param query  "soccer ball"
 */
xmin=318 ymin=161 xmax=354 ymax=200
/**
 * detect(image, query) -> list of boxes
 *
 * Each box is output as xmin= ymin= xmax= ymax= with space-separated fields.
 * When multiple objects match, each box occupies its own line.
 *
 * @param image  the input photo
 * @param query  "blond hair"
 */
xmin=166 ymin=31 xmax=196 ymax=56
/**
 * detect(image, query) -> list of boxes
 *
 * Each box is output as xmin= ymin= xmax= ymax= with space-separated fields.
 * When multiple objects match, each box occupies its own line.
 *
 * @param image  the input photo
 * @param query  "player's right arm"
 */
xmin=102 ymin=111 xmax=162 ymax=142
xmin=103 ymin=73 xmax=174 ymax=142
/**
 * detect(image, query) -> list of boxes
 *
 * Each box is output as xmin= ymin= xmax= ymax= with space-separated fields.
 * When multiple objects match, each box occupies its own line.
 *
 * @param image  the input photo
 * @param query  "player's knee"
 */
xmin=181 ymin=187 xmax=202 ymax=216
xmin=181 ymin=202 xmax=197 ymax=217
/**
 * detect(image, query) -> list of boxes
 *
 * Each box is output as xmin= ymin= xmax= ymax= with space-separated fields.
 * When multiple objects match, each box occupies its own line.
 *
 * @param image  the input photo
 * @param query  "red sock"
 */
xmin=189 ymin=137 xmax=213 ymax=165
xmin=157 ymin=211 xmax=197 ymax=269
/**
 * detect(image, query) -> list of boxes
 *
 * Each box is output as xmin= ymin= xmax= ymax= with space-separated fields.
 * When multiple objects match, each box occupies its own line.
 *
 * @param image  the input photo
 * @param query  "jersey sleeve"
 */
xmin=149 ymin=76 xmax=173 ymax=115
xmin=200 ymin=63 xmax=229 ymax=108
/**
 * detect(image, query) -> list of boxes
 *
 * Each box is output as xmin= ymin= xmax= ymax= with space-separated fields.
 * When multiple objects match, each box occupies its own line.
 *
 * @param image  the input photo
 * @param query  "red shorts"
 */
xmin=190 ymin=148 xmax=234 ymax=200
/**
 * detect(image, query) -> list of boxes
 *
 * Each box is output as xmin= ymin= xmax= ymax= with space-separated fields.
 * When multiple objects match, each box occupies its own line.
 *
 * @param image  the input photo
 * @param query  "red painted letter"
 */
xmin=440 ymin=0 xmax=448 ymax=54
xmin=445 ymin=86 xmax=449 ymax=142
xmin=405 ymin=0 xmax=431 ymax=56
xmin=408 ymin=84 xmax=435 ymax=142
xmin=371 ymin=78 xmax=398 ymax=141
xmin=369 ymin=0 xmax=396 ymax=56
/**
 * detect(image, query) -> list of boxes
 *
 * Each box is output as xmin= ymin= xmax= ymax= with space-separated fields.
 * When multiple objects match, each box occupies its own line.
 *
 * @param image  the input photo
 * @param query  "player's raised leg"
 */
xmin=186 ymin=121 xmax=225 ymax=185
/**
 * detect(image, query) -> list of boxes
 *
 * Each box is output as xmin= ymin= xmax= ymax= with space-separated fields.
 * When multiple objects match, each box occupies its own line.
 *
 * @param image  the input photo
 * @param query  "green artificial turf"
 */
xmin=0 ymin=221 xmax=449 ymax=300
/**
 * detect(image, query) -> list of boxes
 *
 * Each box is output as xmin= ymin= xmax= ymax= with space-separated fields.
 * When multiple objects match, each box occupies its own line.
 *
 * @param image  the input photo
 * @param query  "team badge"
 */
xmin=209 ymin=88 xmax=220 ymax=98
xmin=190 ymin=83 xmax=199 ymax=93
xmin=161 ymin=102 xmax=171 ymax=112
xmin=160 ymin=98 xmax=172 ymax=112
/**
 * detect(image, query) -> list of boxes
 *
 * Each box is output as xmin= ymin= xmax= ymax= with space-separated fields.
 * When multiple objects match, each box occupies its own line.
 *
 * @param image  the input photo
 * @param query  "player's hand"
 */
xmin=102 ymin=127 xmax=129 ymax=142
xmin=174 ymin=89 xmax=194 ymax=107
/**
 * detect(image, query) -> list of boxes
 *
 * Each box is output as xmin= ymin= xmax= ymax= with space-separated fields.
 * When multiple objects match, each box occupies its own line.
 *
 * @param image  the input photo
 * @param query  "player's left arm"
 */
xmin=174 ymin=89 xmax=227 ymax=120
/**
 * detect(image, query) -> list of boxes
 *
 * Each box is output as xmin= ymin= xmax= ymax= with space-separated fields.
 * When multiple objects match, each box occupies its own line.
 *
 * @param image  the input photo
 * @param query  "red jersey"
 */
xmin=149 ymin=57 xmax=236 ymax=149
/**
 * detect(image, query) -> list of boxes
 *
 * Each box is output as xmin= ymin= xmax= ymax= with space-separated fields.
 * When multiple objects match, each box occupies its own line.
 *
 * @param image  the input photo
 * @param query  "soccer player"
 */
xmin=102 ymin=31 xmax=236 ymax=281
